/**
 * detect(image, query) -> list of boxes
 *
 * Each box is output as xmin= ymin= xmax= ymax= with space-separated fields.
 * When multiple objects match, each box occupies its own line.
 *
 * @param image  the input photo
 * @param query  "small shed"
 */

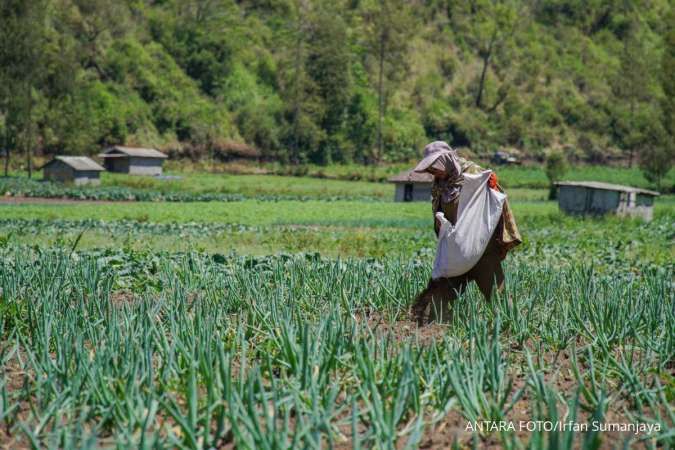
xmin=99 ymin=146 xmax=168 ymax=176
xmin=40 ymin=156 xmax=104 ymax=185
xmin=388 ymin=169 xmax=433 ymax=202
xmin=555 ymin=181 xmax=660 ymax=221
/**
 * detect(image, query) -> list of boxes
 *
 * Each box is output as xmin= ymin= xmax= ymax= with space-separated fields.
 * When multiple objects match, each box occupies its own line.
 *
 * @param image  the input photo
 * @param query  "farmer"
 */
xmin=411 ymin=141 xmax=522 ymax=324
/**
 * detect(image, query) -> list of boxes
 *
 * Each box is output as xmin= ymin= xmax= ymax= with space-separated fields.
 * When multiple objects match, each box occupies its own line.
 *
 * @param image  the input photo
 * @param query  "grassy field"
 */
xmin=0 ymin=172 xmax=673 ymax=448
xmin=1 ymin=163 xmax=672 ymax=205
xmin=164 ymin=160 xmax=675 ymax=191
xmin=1 ymin=195 xmax=673 ymax=225
xmin=0 ymin=198 xmax=558 ymax=225
xmin=1 ymin=193 xmax=672 ymax=262
xmin=113 ymin=165 xmax=674 ymax=194
xmin=103 ymin=172 xmax=394 ymax=199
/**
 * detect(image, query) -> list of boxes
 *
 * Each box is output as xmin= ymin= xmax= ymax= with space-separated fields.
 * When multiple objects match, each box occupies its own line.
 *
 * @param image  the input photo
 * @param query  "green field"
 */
xmin=103 ymin=171 xmax=394 ymax=199
xmin=2 ymin=0 xmax=673 ymax=444
xmin=1 ymin=165 xmax=672 ymax=206
xmin=0 ymin=198 xmax=558 ymax=225
xmin=0 ymin=173 xmax=673 ymax=449
xmin=164 ymin=160 xmax=675 ymax=191
xmin=106 ymin=165 xmax=675 ymax=194
xmin=0 ymin=228 xmax=672 ymax=448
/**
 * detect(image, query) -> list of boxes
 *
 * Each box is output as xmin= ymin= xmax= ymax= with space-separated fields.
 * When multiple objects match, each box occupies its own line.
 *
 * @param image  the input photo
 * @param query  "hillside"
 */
xmin=0 ymin=0 xmax=673 ymax=169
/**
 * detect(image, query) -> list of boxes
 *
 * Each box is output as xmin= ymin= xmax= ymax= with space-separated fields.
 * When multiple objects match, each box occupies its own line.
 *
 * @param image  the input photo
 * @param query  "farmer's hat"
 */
xmin=413 ymin=141 xmax=453 ymax=173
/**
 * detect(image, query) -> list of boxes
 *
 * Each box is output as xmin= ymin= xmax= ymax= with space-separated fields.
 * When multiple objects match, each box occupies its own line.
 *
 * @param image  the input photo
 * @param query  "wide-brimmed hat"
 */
xmin=413 ymin=141 xmax=453 ymax=172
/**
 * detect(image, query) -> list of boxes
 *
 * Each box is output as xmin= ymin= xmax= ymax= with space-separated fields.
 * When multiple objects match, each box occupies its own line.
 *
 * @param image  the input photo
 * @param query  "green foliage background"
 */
xmin=0 ymin=0 xmax=673 ymax=166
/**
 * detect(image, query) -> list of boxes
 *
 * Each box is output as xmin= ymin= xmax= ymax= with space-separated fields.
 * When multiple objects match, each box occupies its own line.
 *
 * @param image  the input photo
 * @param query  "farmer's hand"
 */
xmin=488 ymin=172 xmax=498 ymax=190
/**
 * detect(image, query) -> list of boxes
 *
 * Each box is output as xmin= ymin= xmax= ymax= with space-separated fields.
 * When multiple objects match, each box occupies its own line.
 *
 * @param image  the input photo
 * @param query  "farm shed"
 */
xmin=555 ymin=181 xmax=659 ymax=221
xmin=388 ymin=169 xmax=433 ymax=202
xmin=40 ymin=156 xmax=104 ymax=185
xmin=99 ymin=146 xmax=168 ymax=175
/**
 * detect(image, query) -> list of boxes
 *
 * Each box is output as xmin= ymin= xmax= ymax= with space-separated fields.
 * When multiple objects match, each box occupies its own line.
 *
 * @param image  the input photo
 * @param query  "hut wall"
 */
xmin=588 ymin=189 xmax=620 ymax=215
xmin=412 ymin=183 xmax=432 ymax=201
xmin=128 ymin=157 xmax=163 ymax=176
xmin=394 ymin=183 xmax=432 ymax=202
xmin=617 ymin=193 xmax=653 ymax=220
xmin=557 ymin=186 xmax=588 ymax=215
xmin=73 ymin=171 xmax=101 ymax=186
xmin=558 ymin=185 xmax=655 ymax=221
xmin=621 ymin=205 xmax=654 ymax=221
xmin=104 ymin=158 xmax=130 ymax=173
xmin=43 ymin=162 xmax=74 ymax=183
xmin=558 ymin=186 xmax=619 ymax=215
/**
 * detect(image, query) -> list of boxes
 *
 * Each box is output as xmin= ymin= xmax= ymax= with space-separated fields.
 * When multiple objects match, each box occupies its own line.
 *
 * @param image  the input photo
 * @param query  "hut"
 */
xmin=555 ymin=181 xmax=659 ymax=221
xmin=388 ymin=169 xmax=433 ymax=202
xmin=40 ymin=156 xmax=104 ymax=185
xmin=99 ymin=146 xmax=168 ymax=175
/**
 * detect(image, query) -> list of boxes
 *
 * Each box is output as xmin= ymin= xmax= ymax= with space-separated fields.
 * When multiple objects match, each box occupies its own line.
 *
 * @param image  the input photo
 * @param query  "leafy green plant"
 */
xmin=544 ymin=151 xmax=569 ymax=200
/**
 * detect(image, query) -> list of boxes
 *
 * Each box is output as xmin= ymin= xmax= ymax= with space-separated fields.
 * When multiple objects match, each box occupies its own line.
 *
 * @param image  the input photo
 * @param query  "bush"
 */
xmin=545 ymin=150 xmax=569 ymax=199
xmin=639 ymin=145 xmax=673 ymax=192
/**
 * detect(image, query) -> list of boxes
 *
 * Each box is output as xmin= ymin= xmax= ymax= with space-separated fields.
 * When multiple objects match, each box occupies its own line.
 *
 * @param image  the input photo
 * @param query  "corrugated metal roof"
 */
xmin=555 ymin=181 xmax=659 ymax=196
xmin=100 ymin=146 xmax=168 ymax=159
xmin=388 ymin=169 xmax=434 ymax=183
xmin=41 ymin=156 xmax=104 ymax=171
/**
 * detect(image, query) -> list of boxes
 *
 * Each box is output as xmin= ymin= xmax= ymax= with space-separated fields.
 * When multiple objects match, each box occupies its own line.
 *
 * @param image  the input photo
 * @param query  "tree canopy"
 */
xmin=0 ymin=0 xmax=672 ymax=168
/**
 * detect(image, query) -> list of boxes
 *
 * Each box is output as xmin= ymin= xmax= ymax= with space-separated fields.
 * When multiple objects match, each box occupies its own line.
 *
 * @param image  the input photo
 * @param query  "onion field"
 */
xmin=0 ymin=183 xmax=673 ymax=449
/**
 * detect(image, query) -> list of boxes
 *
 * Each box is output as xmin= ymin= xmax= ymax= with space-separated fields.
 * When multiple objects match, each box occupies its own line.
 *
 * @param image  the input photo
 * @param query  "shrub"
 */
xmin=545 ymin=150 xmax=569 ymax=199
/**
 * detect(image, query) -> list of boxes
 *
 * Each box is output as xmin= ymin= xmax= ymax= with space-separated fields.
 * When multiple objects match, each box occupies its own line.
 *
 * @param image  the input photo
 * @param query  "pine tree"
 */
xmin=0 ymin=0 xmax=49 ymax=177
xmin=306 ymin=2 xmax=352 ymax=163
xmin=360 ymin=0 xmax=414 ymax=163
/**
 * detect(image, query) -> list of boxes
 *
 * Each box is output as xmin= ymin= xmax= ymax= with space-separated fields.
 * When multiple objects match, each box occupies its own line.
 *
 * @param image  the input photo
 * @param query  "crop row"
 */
xmin=0 ymin=246 xmax=672 ymax=448
xmin=0 ymin=178 xmax=379 ymax=202
xmin=1 ymin=215 xmax=672 ymax=273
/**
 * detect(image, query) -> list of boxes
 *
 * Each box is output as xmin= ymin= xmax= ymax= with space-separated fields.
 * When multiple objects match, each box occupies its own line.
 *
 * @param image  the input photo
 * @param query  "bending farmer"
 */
xmin=411 ymin=141 xmax=522 ymax=324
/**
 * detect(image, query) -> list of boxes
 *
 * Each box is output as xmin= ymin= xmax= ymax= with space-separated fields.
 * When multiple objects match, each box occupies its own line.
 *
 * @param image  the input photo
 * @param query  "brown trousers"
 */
xmin=412 ymin=197 xmax=505 ymax=324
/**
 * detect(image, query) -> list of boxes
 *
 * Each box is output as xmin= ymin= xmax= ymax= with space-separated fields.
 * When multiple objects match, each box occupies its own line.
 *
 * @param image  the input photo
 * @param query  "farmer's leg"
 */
xmin=412 ymin=277 xmax=450 ymax=324
xmin=412 ymin=276 xmax=465 ymax=324
xmin=468 ymin=226 xmax=506 ymax=301
xmin=469 ymin=241 xmax=504 ymax=302
xmin=473 ymin=259 xmax=504 ymax=301
xmin=429 ymin=276 xmax=467 ymax=323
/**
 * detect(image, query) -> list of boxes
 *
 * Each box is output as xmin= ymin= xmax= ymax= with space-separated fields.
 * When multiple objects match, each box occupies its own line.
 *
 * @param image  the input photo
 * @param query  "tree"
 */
xmin=545 ymin=150 xmax=568 ymax=199
xmin=361 ymin=0 xmax=414 ymax=163
xmin=305 ymin=2 xmax=352 ymax=163
xmin=457 ymin=0 xmax=519 ymax=110
xmin=275 ymin=0 xmax=327 ymax=164
xmin=640 ymin=12 xmax=675 ymax=191
xmin=0 ymin=0 xmax=49 ymax=177
xmin=638 ymin=121 xmax=672 ymax=191
xmin=69 ymin=0 xmax=130 ymax=80
xmin=660 ymin=10 xmax=675 ymax=139
xmin=612 ymin=2 xmax=655 ymax=168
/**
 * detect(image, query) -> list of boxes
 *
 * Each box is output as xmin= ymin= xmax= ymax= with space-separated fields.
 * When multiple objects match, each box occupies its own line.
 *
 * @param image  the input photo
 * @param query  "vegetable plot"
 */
xmin=0 ymin=248 xmax=672 ymax=448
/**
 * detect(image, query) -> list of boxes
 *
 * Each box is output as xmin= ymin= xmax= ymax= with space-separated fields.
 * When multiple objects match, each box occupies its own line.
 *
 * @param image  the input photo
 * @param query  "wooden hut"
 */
xmin=40 ymin=156 xmax=104 ymax=185
xmin=555 ymin=181 xmax=659 ymax=221
xmin=99 ymin=146 xmax=168 ymax=175
xmin=388 ymin=169 xmax=433 ymax=202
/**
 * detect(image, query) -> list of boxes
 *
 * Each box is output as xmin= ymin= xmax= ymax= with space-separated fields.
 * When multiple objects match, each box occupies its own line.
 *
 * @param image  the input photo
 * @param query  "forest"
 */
xmin=0 ymin=0 xmax=673 ymax=176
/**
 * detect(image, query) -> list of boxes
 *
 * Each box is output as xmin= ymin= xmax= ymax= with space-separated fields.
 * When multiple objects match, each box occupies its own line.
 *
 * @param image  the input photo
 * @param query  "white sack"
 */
xmin=432 ymin=170 xmax=506 ymax=279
